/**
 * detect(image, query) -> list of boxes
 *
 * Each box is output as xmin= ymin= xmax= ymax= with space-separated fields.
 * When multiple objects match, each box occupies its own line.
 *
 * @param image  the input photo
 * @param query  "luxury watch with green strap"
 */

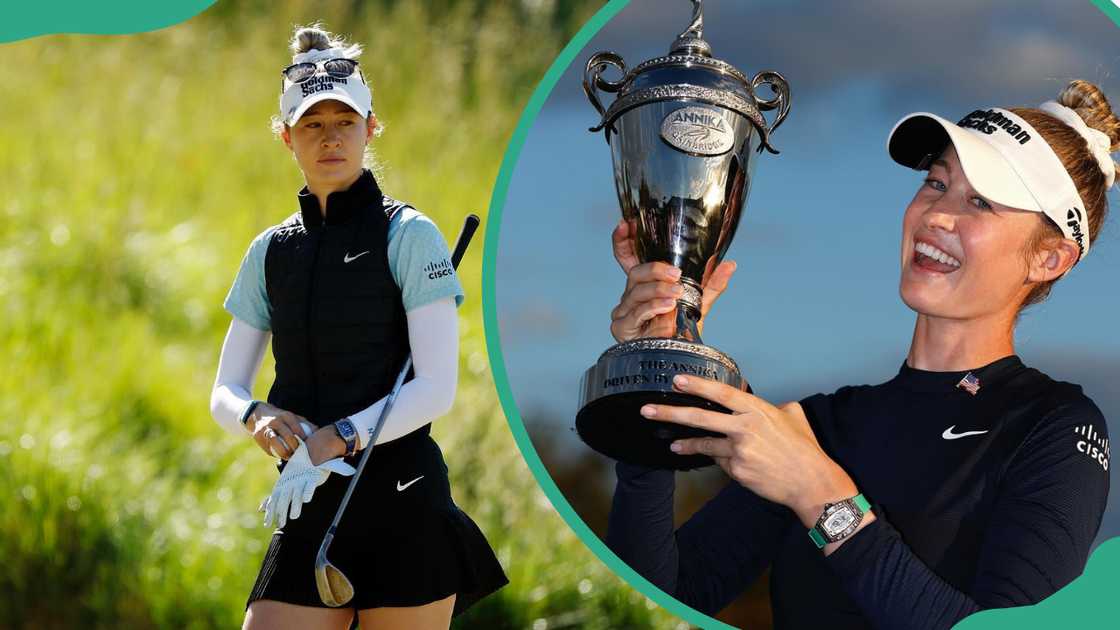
xmin=808 ymin=493 xmax=872 ymax=549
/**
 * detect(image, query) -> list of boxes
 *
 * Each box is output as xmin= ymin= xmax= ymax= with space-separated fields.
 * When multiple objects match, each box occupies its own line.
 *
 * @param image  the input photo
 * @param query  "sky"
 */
xmin=494 ymin=0 xmax=1120 ymax=544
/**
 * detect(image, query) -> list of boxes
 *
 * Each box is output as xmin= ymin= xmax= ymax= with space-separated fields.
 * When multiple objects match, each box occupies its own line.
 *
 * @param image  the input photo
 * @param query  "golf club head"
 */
xmin=315 ymin=535 xmax=354 ymax=607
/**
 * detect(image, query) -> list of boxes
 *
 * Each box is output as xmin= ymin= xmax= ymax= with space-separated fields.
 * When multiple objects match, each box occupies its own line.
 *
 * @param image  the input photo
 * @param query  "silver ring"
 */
xmin=265 ymin=428 xmax=277 ymax=439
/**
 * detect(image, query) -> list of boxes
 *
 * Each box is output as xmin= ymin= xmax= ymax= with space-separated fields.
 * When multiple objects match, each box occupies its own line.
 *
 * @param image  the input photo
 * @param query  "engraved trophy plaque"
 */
xmin=576 ymin=0 xmax=790 ymax=469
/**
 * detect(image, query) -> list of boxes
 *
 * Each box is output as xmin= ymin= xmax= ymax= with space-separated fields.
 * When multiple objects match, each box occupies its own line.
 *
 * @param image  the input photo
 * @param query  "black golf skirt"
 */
xmin=246 ymin=429 xmax=508 ymax=614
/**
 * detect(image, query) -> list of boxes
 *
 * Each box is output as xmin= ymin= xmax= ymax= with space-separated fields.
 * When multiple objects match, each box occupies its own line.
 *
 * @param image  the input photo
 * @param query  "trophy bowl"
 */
xmin=575 ymin=0 xmax=790 ymax=470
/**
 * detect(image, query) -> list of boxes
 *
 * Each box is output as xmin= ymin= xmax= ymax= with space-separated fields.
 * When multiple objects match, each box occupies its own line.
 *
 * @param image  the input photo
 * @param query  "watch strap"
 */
xmin=853 ymin=493 xmax=871 ymax=513
xmin=240 ymin=400 xmax=261 ymax=433
xmin=808 ymin=527 xmax=828 ymax=548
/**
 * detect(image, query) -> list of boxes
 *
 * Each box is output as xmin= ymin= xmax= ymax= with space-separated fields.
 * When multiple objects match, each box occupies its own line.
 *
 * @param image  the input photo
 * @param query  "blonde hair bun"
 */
xmin=287 ymin=22 xmax=362 ymax=60
xmin=1058 ymin=80 xmax=1119 ymax=183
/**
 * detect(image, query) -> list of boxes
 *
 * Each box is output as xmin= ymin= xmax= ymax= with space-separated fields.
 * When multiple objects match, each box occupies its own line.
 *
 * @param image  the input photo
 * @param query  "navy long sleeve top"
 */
xmin=607 ymin=355 xmax=1110 ymax=629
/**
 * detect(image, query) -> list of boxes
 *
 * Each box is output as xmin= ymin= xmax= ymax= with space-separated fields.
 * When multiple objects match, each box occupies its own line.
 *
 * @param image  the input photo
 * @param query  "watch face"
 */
xmin=336 ymin=421 xmax=356 ymax=440
xmin=823 ymin=507 xmax=856 ymax=535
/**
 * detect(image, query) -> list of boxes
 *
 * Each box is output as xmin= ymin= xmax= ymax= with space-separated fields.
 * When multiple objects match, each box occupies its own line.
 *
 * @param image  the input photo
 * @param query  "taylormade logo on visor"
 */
xmin=958 ymin=109 xmax=1032 ymax=145
xmin=1067 ymin=208 xmax=1087 ymax=252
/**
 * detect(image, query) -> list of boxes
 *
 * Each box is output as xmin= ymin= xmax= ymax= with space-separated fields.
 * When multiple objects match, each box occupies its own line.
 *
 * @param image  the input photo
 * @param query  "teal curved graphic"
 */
xmin=481 ymin=0 xmax=1120 ymax=628
xmin=1 ymin=1 xmax=215 ymax=44
xmin=1092 ymin=0 xmax=1120 ymax=27
xmin=957 ymin=537 xmax=1119 ymax=628
xmin=481 ymin=1 xmax=736 ymax=628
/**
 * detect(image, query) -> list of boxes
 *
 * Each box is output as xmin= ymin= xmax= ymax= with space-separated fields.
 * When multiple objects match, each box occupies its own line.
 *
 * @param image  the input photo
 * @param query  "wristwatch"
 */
xmin=808 ymin=493 xmax=871 ymax=548
xmin=333 ymin=418 xmax=358 ymax=457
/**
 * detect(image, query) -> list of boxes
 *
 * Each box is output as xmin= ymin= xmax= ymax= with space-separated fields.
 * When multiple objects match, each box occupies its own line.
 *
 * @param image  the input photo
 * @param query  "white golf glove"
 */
xmin=261 ymin=436 xmax=356 ymax=528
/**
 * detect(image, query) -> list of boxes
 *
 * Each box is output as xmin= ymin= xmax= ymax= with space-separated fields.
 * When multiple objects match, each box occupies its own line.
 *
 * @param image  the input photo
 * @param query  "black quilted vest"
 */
xmin=263 ymin=169 xmax=419 ymax=433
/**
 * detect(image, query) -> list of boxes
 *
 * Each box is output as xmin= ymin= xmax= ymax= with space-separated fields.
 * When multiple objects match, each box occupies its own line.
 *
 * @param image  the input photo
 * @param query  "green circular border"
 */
xmin=483 ymin=1 xmax=1120 ymax=629
xmin=0 ymin=1 xmax=216 ymax=43
xmin=480 ymin=1 xmax=736 ymax=628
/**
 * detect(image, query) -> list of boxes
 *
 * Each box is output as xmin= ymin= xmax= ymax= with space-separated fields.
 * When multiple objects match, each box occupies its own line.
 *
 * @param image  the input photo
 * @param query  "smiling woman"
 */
xmin=604 ymin=80 xmax=1117 ymax=629
xmin=207 ymin=22 xmax=507 ymax=630
xmin=896 ymin=145 xmax=1076 ymax=337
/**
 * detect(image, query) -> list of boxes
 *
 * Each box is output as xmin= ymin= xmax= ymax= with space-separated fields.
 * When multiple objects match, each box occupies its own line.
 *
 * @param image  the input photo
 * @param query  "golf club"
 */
xmin=315 ymin=213 xmax=481 ymax=607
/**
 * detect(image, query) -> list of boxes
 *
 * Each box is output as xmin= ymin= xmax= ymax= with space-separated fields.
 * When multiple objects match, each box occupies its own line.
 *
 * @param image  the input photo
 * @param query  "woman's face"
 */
xmin=899 ymin=145 xmax=1041 ymax=321
xmin=282 ymin=99 xmax=373 ymax=191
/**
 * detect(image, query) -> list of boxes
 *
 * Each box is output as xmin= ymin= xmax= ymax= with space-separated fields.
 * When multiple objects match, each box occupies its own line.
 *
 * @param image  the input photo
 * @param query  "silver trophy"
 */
xmin=576 ymin=0 xmax=790 ymax=469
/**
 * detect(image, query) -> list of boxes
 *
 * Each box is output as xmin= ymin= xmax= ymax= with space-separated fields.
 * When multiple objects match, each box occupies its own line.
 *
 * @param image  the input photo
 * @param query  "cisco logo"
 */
xmin=424 ymin=258 xmax=453 ymax=280
xmin=1074 ymin=424 xmax=1109 ymax=471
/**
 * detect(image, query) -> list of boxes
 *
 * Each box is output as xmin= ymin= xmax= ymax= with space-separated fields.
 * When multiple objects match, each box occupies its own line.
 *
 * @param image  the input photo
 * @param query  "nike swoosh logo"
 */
xmin=343 ymin=251 xmax=370 ymax=263
xmin=396 ymin=476 xmax=424 ymax=491
xmin=942 ymin=425 xmax=989 ymax=440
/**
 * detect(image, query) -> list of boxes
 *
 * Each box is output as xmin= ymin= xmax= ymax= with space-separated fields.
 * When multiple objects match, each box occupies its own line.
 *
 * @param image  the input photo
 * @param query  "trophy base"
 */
xmin=576 ymin=338 xmax=745 ymax=470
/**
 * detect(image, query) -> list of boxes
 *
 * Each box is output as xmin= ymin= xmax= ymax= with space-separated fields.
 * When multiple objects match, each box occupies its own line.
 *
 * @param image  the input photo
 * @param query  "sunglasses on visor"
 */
xmin=281 ymin=58 xmax=360 ymax=84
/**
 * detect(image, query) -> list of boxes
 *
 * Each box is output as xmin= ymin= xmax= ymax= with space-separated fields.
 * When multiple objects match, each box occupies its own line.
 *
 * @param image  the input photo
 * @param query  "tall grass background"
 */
xmin=0 ymin=1 xmax=686 ymax=627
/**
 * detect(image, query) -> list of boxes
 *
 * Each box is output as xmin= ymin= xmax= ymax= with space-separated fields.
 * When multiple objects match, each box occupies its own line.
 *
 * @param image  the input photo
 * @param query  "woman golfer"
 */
xmin=209 ymin=24 xmax=506 ymax=630
xmin=605 ymin=80 xmax=1114 ymax=629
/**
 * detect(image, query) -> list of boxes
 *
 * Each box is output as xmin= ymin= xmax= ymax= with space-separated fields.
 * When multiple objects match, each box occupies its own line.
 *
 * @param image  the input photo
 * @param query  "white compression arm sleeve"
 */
xmin=210 ymin=318 xmax=271 ymax=435
xmin=349 ymin=297 xmax=458 ymax=449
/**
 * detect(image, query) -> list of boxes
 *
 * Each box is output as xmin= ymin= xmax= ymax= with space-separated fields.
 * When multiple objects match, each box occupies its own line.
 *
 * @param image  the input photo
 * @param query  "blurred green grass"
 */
xmin=0 ymin=1 xmax=689 ymax=627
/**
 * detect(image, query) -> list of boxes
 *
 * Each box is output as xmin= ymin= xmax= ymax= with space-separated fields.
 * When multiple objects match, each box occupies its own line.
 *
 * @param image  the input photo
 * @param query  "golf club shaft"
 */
xmin=322 ymin=213 xmax=481 ymax=535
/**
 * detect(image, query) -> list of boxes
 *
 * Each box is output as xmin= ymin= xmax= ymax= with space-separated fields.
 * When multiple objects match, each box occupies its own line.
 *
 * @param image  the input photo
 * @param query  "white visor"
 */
xmin=888 ymin=107 xmax=1090 ymax=260
xmin=279 ymin=66 xmax=372 ymax=127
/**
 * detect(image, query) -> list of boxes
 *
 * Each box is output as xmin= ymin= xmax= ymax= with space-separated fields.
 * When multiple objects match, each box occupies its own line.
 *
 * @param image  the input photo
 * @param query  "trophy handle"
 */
xmin=584 ymin=51 xmax=628 ymax=138
xmin=750 ymin=70 xmax=791 ymax=154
